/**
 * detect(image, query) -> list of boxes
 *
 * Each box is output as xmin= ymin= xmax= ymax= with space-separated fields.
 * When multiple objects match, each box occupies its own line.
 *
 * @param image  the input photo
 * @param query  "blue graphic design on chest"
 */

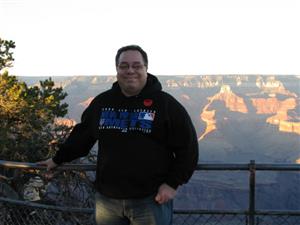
xmin=99 ymin=108 xmax=156 ymax=133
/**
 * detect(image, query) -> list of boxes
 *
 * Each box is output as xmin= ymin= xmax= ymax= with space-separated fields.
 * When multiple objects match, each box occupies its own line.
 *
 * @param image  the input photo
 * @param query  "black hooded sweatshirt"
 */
xmin=53 ymin=74 xmax=199 ymax=199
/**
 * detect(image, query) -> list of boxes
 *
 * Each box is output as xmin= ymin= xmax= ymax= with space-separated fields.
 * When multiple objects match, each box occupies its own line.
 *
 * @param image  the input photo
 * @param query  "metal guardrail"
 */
xmin=1 ymin=160 xmax=300 ymax=225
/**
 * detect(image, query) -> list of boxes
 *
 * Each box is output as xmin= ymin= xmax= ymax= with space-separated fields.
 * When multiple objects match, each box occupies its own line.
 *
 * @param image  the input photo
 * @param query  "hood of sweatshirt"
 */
xmin=111 ymin=73 xmax=162 ymax=97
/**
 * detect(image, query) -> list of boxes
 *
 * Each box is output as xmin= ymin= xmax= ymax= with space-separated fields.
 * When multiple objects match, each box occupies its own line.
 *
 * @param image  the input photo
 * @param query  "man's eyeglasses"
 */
xmin=117 ymin=63 xmax=146 ymax=71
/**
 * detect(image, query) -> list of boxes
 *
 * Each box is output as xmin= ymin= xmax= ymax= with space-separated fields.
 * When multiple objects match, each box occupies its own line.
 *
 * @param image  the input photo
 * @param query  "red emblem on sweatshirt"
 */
xmin=143 ymin=99 xmax=153 ymax=107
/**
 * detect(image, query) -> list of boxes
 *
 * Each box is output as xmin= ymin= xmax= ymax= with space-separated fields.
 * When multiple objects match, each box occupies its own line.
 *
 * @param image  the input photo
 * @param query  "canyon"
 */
xmin=22 ymin=75 xmax=299 ymax=163
xmin=19 ymin=75 xmax=300 ymax=210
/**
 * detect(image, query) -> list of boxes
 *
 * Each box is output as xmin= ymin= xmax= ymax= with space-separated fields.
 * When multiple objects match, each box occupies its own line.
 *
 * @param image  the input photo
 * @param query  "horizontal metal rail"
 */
xmin=1 ymin=195 xmax=299 ymax=216
xmin=0 ymin=159 xmax=96 ymax=171
xmin=197 ymin=163 xmax=300 ymax=171
xmin=1 ymin=159 xmax=300 ymax=171
xmin=0 ymin=197 xmax=94 ymax=213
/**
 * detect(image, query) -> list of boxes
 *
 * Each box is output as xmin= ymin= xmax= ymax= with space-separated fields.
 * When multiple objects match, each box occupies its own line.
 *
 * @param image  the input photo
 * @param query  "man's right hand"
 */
xmin=37 ymin=158 xmax=58 ymax=180
xmin=37 ymin=158 xmax=58 ymax=171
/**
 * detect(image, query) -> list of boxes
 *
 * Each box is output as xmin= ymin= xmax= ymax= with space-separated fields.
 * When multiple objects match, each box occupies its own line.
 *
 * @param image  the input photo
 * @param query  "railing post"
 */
xmin=248 ymin=160 xmax=256 ymax=225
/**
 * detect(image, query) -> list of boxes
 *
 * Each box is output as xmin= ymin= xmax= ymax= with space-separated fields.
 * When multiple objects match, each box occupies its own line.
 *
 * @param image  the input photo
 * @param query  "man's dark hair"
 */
xmin=115 ymin=45 xmax=148 ymax=67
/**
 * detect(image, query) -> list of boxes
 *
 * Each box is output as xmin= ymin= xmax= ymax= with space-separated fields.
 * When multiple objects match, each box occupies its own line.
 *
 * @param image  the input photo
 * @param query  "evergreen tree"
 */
xmin=0 ymin=38 xmax=15 ymax=71
xmin=0 ymin=37 xmax=71 ymax=161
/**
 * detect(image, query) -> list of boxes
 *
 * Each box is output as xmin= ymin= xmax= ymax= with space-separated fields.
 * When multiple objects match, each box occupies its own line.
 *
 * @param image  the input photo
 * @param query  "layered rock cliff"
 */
xmin=54 ymin=118 xmax=76 ymax=127
xmin=199 ymin=76 xmax=300 ymax=140
xmin=79 ymin=97 xmax=94 ymax=108
xmin=253 ymin=98 xmax=300 ymax=135
xmin=199 ymin=84 xmax=248 ymax=140
xmin=256 ymin=76 xmax=298 ymax=97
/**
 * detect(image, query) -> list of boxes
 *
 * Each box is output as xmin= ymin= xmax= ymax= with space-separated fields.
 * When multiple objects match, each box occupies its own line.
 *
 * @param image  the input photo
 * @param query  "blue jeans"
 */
xmin=95 ymin=192 xmax=173 ymax=225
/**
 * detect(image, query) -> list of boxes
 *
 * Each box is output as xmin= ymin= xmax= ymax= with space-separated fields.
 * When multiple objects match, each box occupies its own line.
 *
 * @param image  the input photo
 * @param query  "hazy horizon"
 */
xmin=16 ymin=74 xmax=300 ymax=77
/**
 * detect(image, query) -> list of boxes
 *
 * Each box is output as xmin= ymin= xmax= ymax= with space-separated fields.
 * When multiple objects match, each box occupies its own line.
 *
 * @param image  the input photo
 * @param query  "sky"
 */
xmin=1 ymin=0 xmax=300 ymax=76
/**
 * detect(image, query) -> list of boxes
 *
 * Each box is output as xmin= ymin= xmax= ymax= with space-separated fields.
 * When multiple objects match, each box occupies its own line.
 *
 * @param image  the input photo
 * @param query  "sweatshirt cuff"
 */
xmin=52 ymin=154 xmax=64 ymax=165
xmin=165 ymin=178 xmax=180 ymax=190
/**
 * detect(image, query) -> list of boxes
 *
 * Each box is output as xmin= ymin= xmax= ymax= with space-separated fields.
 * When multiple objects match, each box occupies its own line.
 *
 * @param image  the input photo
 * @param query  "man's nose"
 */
xmin=127 ymin=66 xmax=135 ymax=73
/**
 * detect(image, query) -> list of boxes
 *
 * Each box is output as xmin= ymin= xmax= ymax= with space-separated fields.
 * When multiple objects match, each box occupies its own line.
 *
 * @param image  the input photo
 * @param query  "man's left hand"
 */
xmin=155 ymin=183 xmax=177 ymax=204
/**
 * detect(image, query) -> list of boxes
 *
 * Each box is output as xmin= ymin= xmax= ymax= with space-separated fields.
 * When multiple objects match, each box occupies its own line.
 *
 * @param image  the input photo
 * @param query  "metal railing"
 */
xmin=0 ymin=159 xmax=300 ymax=225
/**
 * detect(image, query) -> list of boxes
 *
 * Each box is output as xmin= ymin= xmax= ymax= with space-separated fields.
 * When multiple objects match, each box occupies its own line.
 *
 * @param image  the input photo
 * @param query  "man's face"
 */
xmin=116 ymin=50 xmax=148 ymax=97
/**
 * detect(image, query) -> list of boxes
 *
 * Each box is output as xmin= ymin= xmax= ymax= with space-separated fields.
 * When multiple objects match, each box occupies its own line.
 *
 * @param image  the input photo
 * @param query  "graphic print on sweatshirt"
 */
xmin=99 ymin=108 xmax=156 ymax=133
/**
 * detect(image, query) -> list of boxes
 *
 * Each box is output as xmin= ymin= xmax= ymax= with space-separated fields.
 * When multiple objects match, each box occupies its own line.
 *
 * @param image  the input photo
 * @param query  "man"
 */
xmin=39 ymin=45 xmax=199 ymax=225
